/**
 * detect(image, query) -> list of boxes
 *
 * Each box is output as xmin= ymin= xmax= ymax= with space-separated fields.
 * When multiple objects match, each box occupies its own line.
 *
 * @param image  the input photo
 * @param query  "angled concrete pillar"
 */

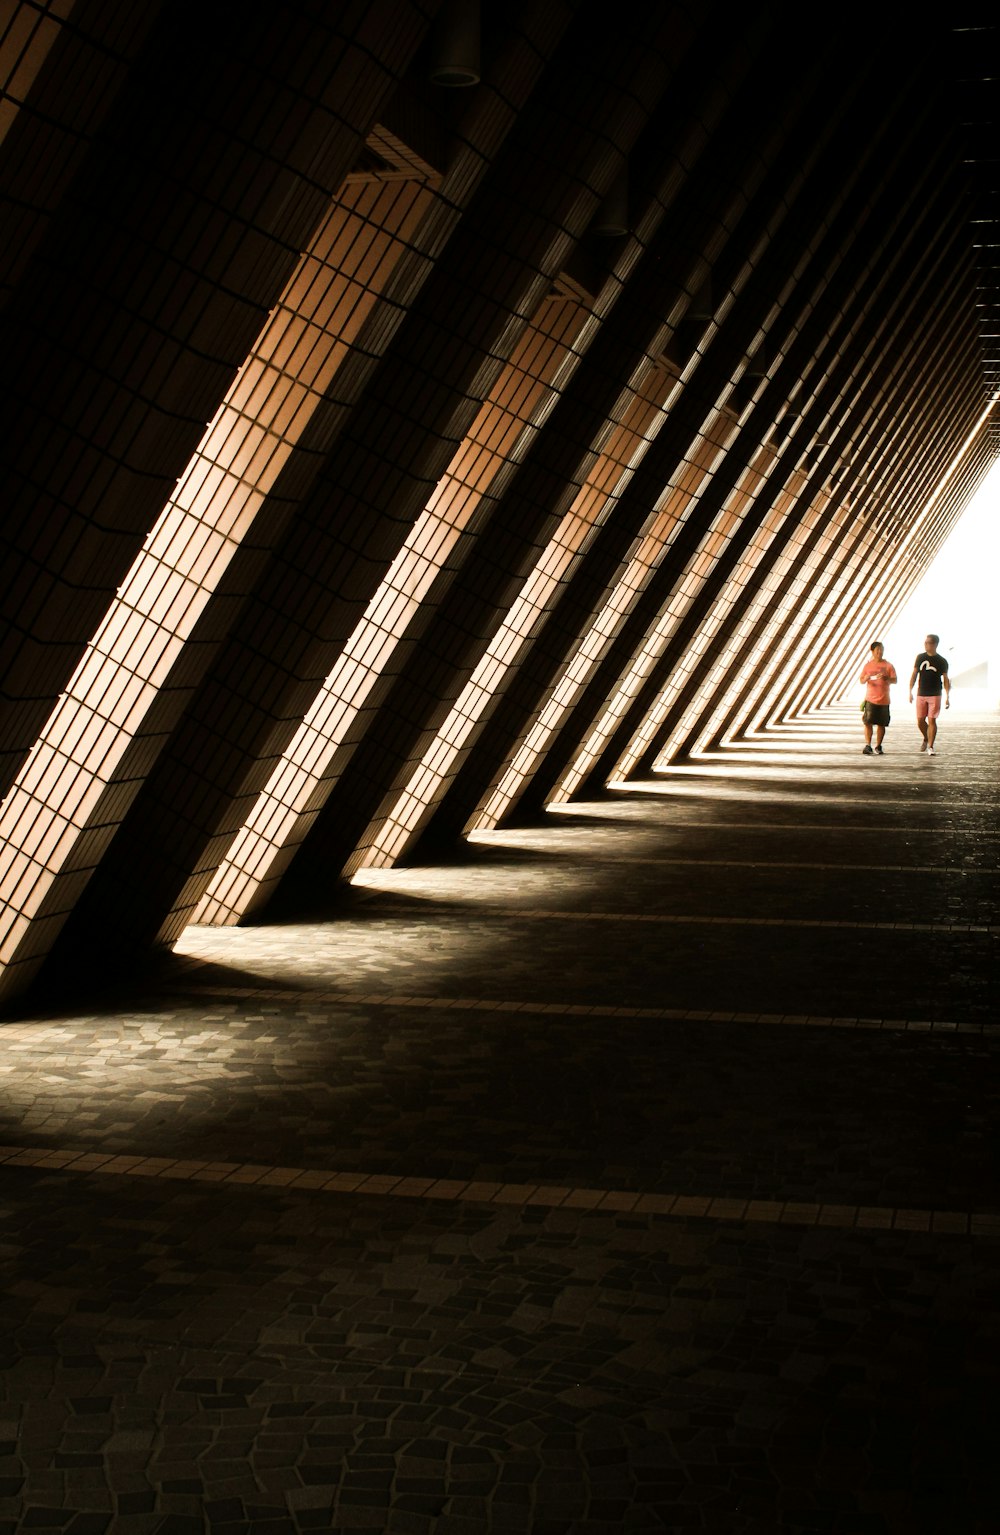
xmin=24 ymin=4 xmax=692 ymax=991
xmin=262 ymin=20 xmax=827 ymax=895
xmin=480 ymin=81 xmax=947 ymax=815
xmin=0 ymin=1 xmax=431 ymax=796
xmin=652 ymin=218 xmax=981 ymax=761
xmin=432 ymin=106 xmax=972 ymax=830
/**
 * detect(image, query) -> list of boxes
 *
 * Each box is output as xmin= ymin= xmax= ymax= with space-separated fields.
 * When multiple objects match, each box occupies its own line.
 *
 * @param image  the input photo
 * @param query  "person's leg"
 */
xmin=926 ymin=697 xmax=940 ymax=750
xmin=927 ymin=715 xmax=937 ymax=748
xmin=916 ymin=698 xmax=928 ymax=748
xmin=875 ymin=723 xmax=885 ymax=748
xmin=863 ymin=719 xmax=873 ymax=749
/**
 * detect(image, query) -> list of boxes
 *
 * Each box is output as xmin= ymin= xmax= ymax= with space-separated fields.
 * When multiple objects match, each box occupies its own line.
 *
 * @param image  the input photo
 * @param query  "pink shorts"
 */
xmin=915 ymin=695 xmax=941 ymax=719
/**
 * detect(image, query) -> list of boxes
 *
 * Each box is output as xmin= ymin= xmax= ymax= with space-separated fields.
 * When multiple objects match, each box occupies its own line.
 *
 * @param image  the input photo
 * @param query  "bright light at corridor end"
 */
xmin=875 ymin=455 xmax=1000 ymax=707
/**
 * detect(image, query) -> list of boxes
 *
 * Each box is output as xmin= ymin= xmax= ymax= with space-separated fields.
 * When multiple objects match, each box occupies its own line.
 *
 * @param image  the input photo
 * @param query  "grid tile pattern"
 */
xmin=473 ymin=407 xmax=720 ymax=828
xmin=0 ymin=168 xmax=437 ymax=993
xmin=0 ymin=0 xmax=72 ymax=147
xmin=553 ymin=441 xmax=786 ymax=800
xmin=0 ymin=4 xmax=994 ymax=1010
xmin=652 ymin=492 xmax=825 ymax=763
xmin=355 ymin=361 xmax=681 ymax=868
xmin=196 ymin=290 xmax=590 ymax=922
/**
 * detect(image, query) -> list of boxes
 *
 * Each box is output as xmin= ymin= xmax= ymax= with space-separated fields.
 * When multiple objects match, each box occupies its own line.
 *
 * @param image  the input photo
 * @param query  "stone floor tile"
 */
xmin=0 ymin=707 xmax=997 ymax=1530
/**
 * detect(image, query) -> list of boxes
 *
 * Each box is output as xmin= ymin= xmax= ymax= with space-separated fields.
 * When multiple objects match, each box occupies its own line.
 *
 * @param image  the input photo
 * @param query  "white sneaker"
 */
xmin=928 ymin=746 xmax=935 ymax=755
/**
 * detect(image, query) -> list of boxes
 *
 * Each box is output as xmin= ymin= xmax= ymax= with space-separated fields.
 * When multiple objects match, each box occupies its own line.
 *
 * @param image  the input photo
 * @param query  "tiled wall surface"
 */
xmin=0 ymin=1 xmax=996 ymax=1004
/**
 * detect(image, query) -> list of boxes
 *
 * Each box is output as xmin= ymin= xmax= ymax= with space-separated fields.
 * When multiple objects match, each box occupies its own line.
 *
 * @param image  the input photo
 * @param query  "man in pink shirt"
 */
xmin=859 ymin=640 xmax=897 ymax=755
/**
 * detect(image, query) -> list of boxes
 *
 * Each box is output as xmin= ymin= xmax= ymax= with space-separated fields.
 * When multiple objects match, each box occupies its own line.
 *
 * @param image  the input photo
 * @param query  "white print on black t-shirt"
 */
xmin=913 ymin=653 xmax=948 ymax=695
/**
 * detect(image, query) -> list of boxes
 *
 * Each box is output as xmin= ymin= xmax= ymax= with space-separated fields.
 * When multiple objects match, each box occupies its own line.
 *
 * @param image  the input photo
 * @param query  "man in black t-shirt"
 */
xmin=908 ymin=633 xmax=950 ymax=755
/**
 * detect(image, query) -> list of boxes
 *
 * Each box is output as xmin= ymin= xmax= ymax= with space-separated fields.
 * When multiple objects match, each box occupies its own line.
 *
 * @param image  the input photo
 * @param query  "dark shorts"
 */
xmin=863 ymin=702 xmax=890 ymax=726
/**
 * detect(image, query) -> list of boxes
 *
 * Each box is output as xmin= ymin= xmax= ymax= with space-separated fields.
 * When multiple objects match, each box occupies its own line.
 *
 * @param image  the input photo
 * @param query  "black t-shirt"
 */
xmin=913 ymin=652 xmax=948 ymax=695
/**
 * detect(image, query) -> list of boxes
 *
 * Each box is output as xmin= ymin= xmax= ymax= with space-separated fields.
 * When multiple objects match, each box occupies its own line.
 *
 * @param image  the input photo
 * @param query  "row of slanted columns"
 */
xmin=0 ymin=1 xmax=995 ymax=1004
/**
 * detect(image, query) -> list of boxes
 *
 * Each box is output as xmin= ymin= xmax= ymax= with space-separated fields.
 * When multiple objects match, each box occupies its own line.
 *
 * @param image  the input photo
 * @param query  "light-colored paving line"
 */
xmin=162 ymin=982 xmax=998 ymax=1034
xmin=509 ymin=909 xmax=994 ymax=933
xmin=583 ymin=820 xmax=1000 ymax=834
xmin=538 ymin=857 xmax=987 ymax=873
xmin=644 ymin=790 xmax=981 ymax=803
xmin=0 ymin=1143 xmax=993 ymax=1237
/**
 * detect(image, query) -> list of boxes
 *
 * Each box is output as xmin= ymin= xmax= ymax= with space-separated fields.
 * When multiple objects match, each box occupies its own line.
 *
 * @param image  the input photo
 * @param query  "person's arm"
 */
xmin=943 ymin=667 xmax=951 ymax=707
xmin=887 ymin=664 xmax=897 ymax=684
xmin=859 ymin=662 xmax=869 ymax=685
xmin=908 ymin=666 xmax=918 ymax=701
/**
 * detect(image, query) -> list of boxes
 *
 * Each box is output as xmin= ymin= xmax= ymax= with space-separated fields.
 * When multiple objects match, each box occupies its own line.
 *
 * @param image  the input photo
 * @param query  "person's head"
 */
xmin=925 ymin=633 xmax=939 ymax=652
xmin=870 ymin=641 xmax=884 ymax=658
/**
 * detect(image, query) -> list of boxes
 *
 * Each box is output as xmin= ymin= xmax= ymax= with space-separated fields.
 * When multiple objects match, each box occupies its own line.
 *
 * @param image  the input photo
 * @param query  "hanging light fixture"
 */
xmin=428 ymin=0 xmax=481 ymax=86
xmin=665 ymin=276 xmax=714 ymax=363
xmin=728 ymin=352 xmax=768 ymax=412
xmin=590 ymin=168 xmax=630 ymax=237
xmin=686 ymin=276 xmax=714 ymax=322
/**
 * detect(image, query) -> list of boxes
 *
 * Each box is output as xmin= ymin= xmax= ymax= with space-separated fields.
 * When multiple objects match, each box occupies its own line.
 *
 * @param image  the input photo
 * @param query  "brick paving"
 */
xmin=0 ymin=704 xmax=997 ymax=1532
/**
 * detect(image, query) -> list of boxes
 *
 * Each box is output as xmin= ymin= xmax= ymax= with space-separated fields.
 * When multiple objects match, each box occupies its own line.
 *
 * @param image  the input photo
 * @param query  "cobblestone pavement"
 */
xmin=0 ymin=706 xmax=997 ymax=1532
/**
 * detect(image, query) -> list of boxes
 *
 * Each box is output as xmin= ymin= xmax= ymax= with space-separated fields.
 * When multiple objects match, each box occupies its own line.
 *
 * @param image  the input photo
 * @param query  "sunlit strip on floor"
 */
xmin=403 ymin=908 xmax=994 ymax=932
